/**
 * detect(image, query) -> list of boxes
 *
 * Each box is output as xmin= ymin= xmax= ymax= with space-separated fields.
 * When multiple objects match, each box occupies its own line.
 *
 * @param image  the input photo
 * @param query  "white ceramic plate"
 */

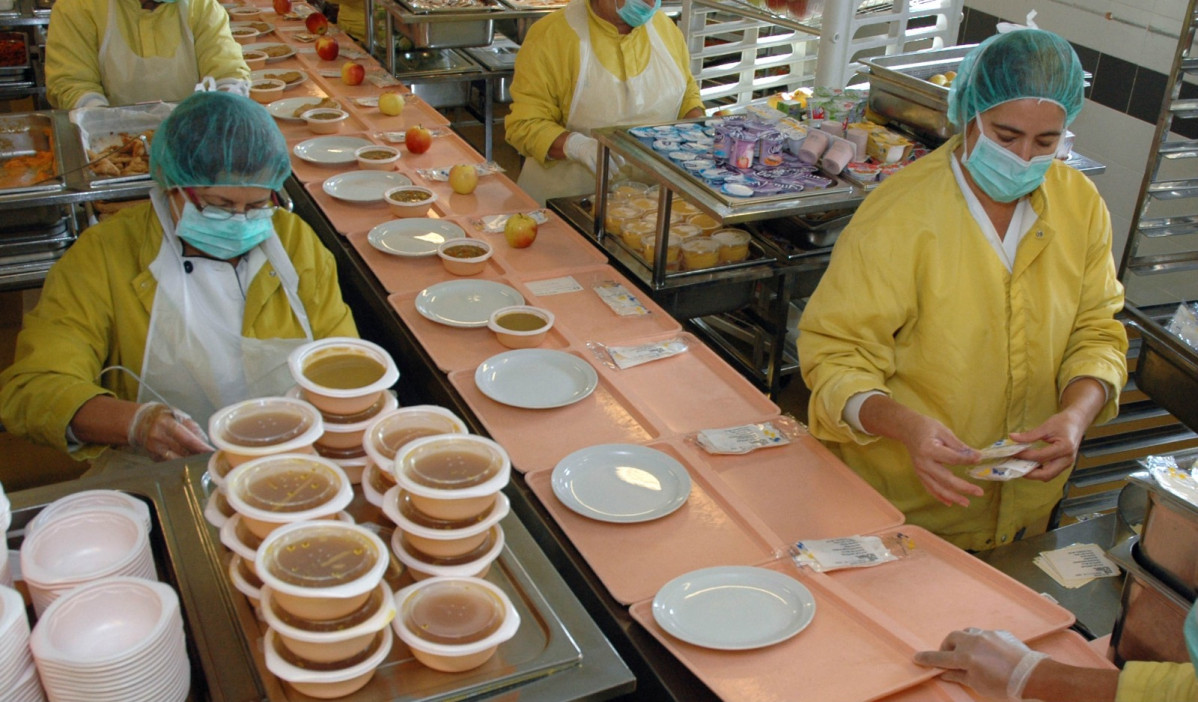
xmin=552 ymin=444 xmax=691 ymax=522
xmin=243 ymin=42 xmax=295 ymax=62
xmin=267 ymin=96 xmax=341 ymax=122
xmin=323 ymin=170 xmax=413 ymax=203
xmin=292 ymin=135 xmax=372 ymax=165
xmin=367 ymin=218 xmax=463 ymax=257
xmin=415 ymin=280 xmax=524 ymax=328
xmin=475 ymin=349 xmax=598 ymax=409
xmin=251 ymin=68 xmax=308 ymax=90
xmin=652 ymin=566 xmax=816 ymax=650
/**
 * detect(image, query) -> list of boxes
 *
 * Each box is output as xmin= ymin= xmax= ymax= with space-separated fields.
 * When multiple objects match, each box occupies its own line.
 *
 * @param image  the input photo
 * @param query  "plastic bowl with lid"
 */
xmin=437 ymin=237 xmax=492 ymax=276
xmin=391 ymin=576 xmax=519 ymax=672
xmin=209 ymin=396 xmax=324 ymax=468
xmin=265 ymin=625 xmax=392 ymax=699
xmin=261 ymin=581 xmax=394 ymax=664
xmin=712 ymin=228 xmax=751 ymax=263
xmin=362 ymin=405 xmax=467 ymax=477
xmin=242 ymin=49 xmax=268 ymax=69
xmin=250 ymin=78 xmax=285 ymax=104
xmin=288 ymin=337 xmax=400 ymax=416
xmin=681 ymin=238 xmax=721 ymax=270
xmin=354 ymin=145 xmax=400 ymax=171
xmin=360 ymin=461 xmax=394 ymax=510
xmin=223 ymin=453 xmax=353 ymax=539
xmin=383 ymin=485 xmax=509 ymax=558
xmin=206 ymin=450 xmax=235 ymax=490
xmin=256 ymin=520 xmax=389 ymax=621
xmin=392 ymin=434 xmax=510 ymax=521
xmin=302 ymin=108 xmax=350 ymax=135
xmin=383 ymin=186 xmax=437 ymax=218
xmin=308 ymin=390 xmax=399 ymax=455
xmin=230 ymin=26 xmax=260 ymax=43
xmin=220 ymin=510 xmax=353 ymax=581
xmin=390 ymin=521 xmax=504 ymax=581
xmin=486 ymin=305 xmax=554 ymax=350
xmin=204 ymin=489 xmax=235 ymax=529
xmin=229 ymin=554 xmax=264 ymax=612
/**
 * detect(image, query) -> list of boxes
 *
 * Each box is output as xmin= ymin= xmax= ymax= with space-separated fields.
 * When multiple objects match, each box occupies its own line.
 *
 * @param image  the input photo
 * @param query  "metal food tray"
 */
xmin=70 ymin=102 xmax=175 ymax=188
xmin=0 ymin=31 xmax=30 ymax=77
xmin=1124 ymin=303 xmax=1198 ymax=433
xmin=495 ymin=0 xmax=567 ymax=10
xmin=860 ymin=45 xmax=974 ymax=142
xmin=0 ymin=112 xmax=66 ymax=197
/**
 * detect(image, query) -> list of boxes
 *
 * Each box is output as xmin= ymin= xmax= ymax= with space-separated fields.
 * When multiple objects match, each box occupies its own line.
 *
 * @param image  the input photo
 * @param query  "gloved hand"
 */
xmin=563 ymin=132 xmax=627 ymax=176
xmin=914 ymin=628 xmax=1049 ymax=700
xmin=128 ymin=402 xmax=213 ymax=462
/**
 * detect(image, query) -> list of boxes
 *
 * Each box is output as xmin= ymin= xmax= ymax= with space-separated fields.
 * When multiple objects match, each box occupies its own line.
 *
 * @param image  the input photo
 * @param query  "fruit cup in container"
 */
xmin=392 ymin=577 xmax=519 ymax=672
xmin=224 ymin=453 xmax=353 ymax=540
xmin=289 ymin=337 xmax=400 ymax=417
xmin=209 ymin=396 xmax=324 ymax=468
xmin=390 ymin=522 xmax=504 ymax=581
xmin=383 ymin=484 xmax=509 ymax=558
xmin=620 ymin=218 xmax=655 ymax=250
xmin=392 ymin=434 xmax=510 ymax=522
xmin=362 ymin=405 xmax=468 ymax=477
xmin=265 ymin=625 xmax=392 ymax=699
xmin=262 ymin=580 xmax=394 ymax=664
xmin=681 ymin=238 xmax=720 ymax=270
xmin=604 ymin=204 xmax=641 ymax=240
xmin=689 ymin=212 xmax=720 ymax=236
xmin=712 ymin=228 xmax=751 ymax=263
xmin=487 ymin=305 xmax=554 ymax=350
xmin=640 ymin=233 xmax=680 ymax=270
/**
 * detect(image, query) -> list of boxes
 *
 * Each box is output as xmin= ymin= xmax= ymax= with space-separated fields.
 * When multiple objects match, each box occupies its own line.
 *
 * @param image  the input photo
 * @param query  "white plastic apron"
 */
xmin=98 ymin=0 xmax=200 ymax=105
xmin=516 ymin=0 xmax=685 ymax=205
xmin=140 ymin=188 xmax=313 ymax=428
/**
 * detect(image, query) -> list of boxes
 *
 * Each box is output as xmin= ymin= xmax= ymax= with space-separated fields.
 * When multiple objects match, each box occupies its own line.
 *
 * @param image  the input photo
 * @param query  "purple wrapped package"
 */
xmin=728 ymin=130 xmax=758 ymax=170
xmin=758 ymin=130 xmax=784 ymax=167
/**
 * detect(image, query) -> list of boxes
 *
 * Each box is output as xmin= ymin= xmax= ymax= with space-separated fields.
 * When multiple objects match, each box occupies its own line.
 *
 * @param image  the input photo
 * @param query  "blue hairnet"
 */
xmin=947 ymin=28 xmax=1085 ymax=129
xmin=150 ymin=91 xmax=290 ymax=191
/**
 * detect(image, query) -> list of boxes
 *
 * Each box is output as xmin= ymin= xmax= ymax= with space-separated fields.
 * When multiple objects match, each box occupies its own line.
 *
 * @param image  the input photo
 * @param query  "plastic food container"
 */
xmin=392 ymin=577 xmax=520 ymax=672
xmin=609 ymin=180 xmax=649 ymax=201
xmin=230 ymin=26 xmax=260 ymax=43
xmin=360 ymin=462 xmax=394 ymax=510
xmin=204 ymin=489 xmax=234 ymax=529
xmin=207 ymin=450 xmax=235 ymax=490
xmin=669 ymin=223 xmax=703 ymax=244
xmin=712 ymin=228 xmax=751 ymax=263
xmin=384 ymin=186 xmax=437 ymax=218
xmin=392 ymin=434 xmax=511 ymax=521
xmin=264 ymin=626 xmax=392 ymax=699
xmin=209 ymin=396 xmax=324 ymax=468
xmin=311 ymin=390 xmax=399 ymax=455
xmin=604 ymin=204 xmax=641 ymax=239
xmin=261 ymin=581 xmax=394 ymax=664
xmin=25 ymin=489 xmax=151 ymax=537
xmin=688 ymin=213 xmax=720 ymax=236
xmin=250 ymin=78 xmax=285 ymax=104
xmin=229 ymin=554 xmax=264 ymax=612
xmin=223 ymin=453 xmax=353 ymax=539
xmin=242 ymin=49 xmax=268 ymax=69
xmin=288 ymin=337 xmax=400 ymax=416
xmin=437 ymin=237 xmax=493 ymax=276
xmin=362 ymin=405 xmax=468 ymax=476
xmin=220 ymin=513 xmax=264 ymax=578
xmin=256 ymin=521 xmax=389 ymax=622
xmin=681 ymin=238 xmax=721 ymax=270
xmin=384 ymin=484 xmax=509 ymax=557
xmin=486 ymin=305 xmax=554 ymax=349
xmin=302 ymin=108 xmax=349 ymax=135
xmin=354 ymin=144 xmax=401 ymax=171
xmin=640 ymin=234 xmax=680 ymax=270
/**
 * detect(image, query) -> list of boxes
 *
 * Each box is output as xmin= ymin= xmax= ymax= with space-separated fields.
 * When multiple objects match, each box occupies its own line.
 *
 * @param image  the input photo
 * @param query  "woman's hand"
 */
xmin=915 ymin=628 xmax=1048 ymax=700
xmin=1011 ymin=377 xmax=1107 ymax=482
xmin=128 ymin=402 xmax=212 ymax=461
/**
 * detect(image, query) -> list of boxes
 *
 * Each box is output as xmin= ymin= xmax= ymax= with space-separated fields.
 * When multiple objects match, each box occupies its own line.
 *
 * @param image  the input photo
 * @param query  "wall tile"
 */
xmin=1129 ymin=66 xmax=1170 ymax=123
xmin=1091 ymin=53 xmax=1137 ymax=113
xmin=1071 ymin=42 xmax=1100 ymax=100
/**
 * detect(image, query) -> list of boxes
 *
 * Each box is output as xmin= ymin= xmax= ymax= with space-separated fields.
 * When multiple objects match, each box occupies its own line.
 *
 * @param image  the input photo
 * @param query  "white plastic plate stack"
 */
xmin=0 ymin=480 xmax=11 ymax=588
xmin=23 ymin=490 xmax=151 ymax=537
xmin=30 ymin=577 xmax=189 ymax=702
xmin=0 ymin=585 xmax=44 ymax=702
xmin=19 ymin=507 xmax=156 ymax=616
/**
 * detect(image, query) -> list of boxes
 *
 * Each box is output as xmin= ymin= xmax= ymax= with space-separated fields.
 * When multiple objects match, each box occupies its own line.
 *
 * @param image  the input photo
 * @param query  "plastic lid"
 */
xmin=390 ymin=524 xmax=505 ymax=579
xmin=225 ymin=453 xmax=351 ymax=518
xmin=228 ymin=554 xmax=263 ymax=601
xmin=207 ymin=451 xmax=234 ymax=487
xmin=264 ymin=625 xmax=392 ymax=684
xmin=256 ymin=520 xmax=388 ymax=598
xmin=288 ymin=337 xmax=399 ymax=400
xmin=392 ymin=577 xmax=520 ymax=656
xmin=209 ymin=397 xmax=323 ymax=455
xmin=393 ymin=434 xmax=510 ymax=499
xmin=262 ymin=581 xmax=395 ymax=641
xmin=382 ymin=486 xmax=509 ymax=540
xmin=713 ymin=229 xmax=751 ymax=245
xmin=362 ymin=405 xmax=467 ymax=471
xmin=681 ymin=238 xmax=720 ymax=253
xmin=669 ymin=223 xmax=702 ymax=240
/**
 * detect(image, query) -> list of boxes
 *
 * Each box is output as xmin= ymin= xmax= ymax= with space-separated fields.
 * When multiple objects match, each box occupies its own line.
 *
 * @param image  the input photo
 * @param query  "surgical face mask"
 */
xmin=175 ymin=201 xmax=274 ymax=259
xmin=962 ymin=117 xmax=1054 ymax=203
xmin=617 ymin=0 xmax=659 ymax=27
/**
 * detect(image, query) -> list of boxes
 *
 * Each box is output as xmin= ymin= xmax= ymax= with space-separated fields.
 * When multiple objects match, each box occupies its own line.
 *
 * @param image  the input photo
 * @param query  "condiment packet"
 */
xmin=791 ymin=536 xmax=899 ymax=572
xmin=417 ymin=162 xmax=505 ymax=182
xmin=977 ymin=439 xmax=1032 ymax=460
xmin=1033 ymin=543 xmax=1120 ymax=588
xmin=374 ymin=126 xmax=448 ymax=143
xmin=1143 ymin=454 xmax=1198 ymax=505
xmin=524 ymin=276 xmax=582 ymax=296
xmin=471 ymin=210 xmax=549 ymax=234
xmin=694 ymin=420 xmax=795 ymax=454
xmin=318 ymin=69 xmax=342 ymax=78
xmin=289 ymin=31 xmax=318 ymax=42
xmin=367 ymin=73 xmax=403 ymax=88
xmin=588 ymin=337 xmax=688 ymax=370
xmin=593 ymin=281 xmax=649 ymax=317
xmin=969 ymin=458 xmax=1038 ymax=482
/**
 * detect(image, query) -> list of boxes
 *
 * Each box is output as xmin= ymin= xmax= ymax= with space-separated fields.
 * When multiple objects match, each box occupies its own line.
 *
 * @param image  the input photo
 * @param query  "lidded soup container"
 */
xmin=256 ymin=521 xmax=389 ymax=622
xmin=209 ymin=396 xmax=324 ymax=468
xmin=264 ymin=626 xmax=392 ymax=699
xmin=362 ymin=405 xmax=468 ymax=475
xmin=392 ymin=434 xmax=510 ymax=522
xmin=390 ymin=522 xmax=505 ymax=581
xmin=392 ymin=577 xmax=520 ymax=672
xmin=383 ymin=485 xmax=509 ymax=558
xmin=292 ymin=387 xmax=399 ymax=458
xmin=224 ymin=453 xmax=353 ymax=539
xmin=289 ymin=337 xmax=399 ymax=416
xmin=261 ymin=581 xmax=395 ymax=664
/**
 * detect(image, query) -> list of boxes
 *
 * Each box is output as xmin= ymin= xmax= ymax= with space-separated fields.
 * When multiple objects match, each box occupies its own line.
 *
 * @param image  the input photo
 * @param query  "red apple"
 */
xmin=340 ymin=61 xmax=365 ymax=86
xmin=272 ymin=0 xmax=292 ymax=14
xmin=405 ymin=124 xmax=432 ymax=154
xmin=448 ymin=164 xmax=478 ymax=195
xmin=315 ymin=36 xmax=339 ymax=61
xmin=305 ymin=12 xmax=329 ymax=35
xmin=504 ymin=213 xmax=538 ymax=248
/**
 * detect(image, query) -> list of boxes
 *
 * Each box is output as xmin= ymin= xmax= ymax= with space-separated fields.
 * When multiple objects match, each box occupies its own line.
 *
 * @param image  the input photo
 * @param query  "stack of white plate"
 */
xmin=30 ymin=577 xmax=189 ymax=702
xmin=20 ymin=507 xmax=156 ymax=616
xmin=0 ymin=586 xmax=44 ymax=702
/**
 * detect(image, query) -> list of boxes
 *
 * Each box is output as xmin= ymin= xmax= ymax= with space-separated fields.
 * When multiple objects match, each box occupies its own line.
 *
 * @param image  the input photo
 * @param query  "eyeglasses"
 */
xmin=183 ymin=187 xmax=285 ymax=221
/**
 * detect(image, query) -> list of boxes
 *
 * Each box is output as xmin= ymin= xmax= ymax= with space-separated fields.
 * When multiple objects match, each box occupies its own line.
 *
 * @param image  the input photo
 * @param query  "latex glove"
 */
xmin=914 ymin=628 xmax=1050 ymax=700
xmin=214 ymin=77 xmax=251 ymax=98
xmin=563 ymin=132 xmax=626 ymax=176
xmin=75 ymin=92 xmax=109 ymax=109
xmin=128 ymin=402 xmax=213 ymax=462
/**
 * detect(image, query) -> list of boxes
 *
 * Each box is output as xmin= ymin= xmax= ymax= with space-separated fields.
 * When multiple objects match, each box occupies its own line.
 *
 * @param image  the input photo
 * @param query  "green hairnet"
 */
xmin=150 ymin=91 xmax=290 ymax=191
xmin=947 ymin=28 xmax=1084 ymax=129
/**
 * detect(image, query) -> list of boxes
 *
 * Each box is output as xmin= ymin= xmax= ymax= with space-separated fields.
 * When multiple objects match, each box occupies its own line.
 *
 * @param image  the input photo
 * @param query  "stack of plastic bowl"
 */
xmin=0 ymin=481 xmax=11 ymax=588
xmin=20 ymin=507 xmax=155 ymax=616
xmin=288 ymin=338 xmax=400 ymax=483
xmin=391 ymin=577 xmax=520 ymax=673
xmin=24 ymin=489 xmax=151 ymax=537
xmin=361 ymin=406 xmax=468 ymax=512
xmin=256 ymin=521 xmax=393 ymax=698
xmin=30 ymin=577 xmax=189 ymax=702
xmin=209 ymin=396 xmax=325 ymax=469
xmin=0 ymin=585 xmax=43 ymax=702
xmin=388 ymin=435 xmax=511 ymax=580
xmin=204 ymin=451 xmax=236 ymax=529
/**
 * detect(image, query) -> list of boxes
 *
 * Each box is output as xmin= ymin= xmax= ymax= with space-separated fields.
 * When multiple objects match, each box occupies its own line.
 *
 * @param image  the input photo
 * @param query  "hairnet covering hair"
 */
xmin=151 ymin=91 xmax=290 ymax=191
xmin=947 ymin=28 xmax=1085 ymax=129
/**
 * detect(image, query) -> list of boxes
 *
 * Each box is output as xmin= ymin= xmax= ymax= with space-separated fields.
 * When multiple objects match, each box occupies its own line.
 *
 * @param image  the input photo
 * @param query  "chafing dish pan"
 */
xmin=0 ymin=112 xmax=66 ymax=196
xmin=70 ymin=102 xmax=175 ymax=188
xmin=1127 ymin=465 xmax=1198 ymax=600
xmin=1107 ymin=537 xmax=1192 ymax=666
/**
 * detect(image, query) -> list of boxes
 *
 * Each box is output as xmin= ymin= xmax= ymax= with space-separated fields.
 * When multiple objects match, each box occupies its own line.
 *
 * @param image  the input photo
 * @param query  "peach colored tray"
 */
xmin=453 ymin=212 xmax=609 ymax=277
xmin=512 ymin=265 xmax=681 ymax=346
xmin=526 ymin=441 xmax=780 ymax=604
xmin=349 ymin=226 xmax=506 ymax=294
xmin=447 ymin=352 xmax=662 ymax=473
xmin=274 ymin=104 xmax=371 ymax=142
xmin=593 ymin=332 xmax=778 ymax=435
xmin=390 ymin=290 xmax=573 ymax=372
xmin=811 ymin=525 xmax=1074 ymax=649
xmin=629 ymin=557 xmax=937 ymax=702
xmin=287 ymin=131 xmax=375 ymax=184
xmin=418 ymin=171 xmax=541 ymax=219
xmin=673 ymin=434 xmax=904 ymax=546
xmin=309 ymin=68 xmax=406 ymax=102
xmin=345 ymin=93 xmax=452 ymax=130
xmin=303 ymin=173 xmax=421 ymax=235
